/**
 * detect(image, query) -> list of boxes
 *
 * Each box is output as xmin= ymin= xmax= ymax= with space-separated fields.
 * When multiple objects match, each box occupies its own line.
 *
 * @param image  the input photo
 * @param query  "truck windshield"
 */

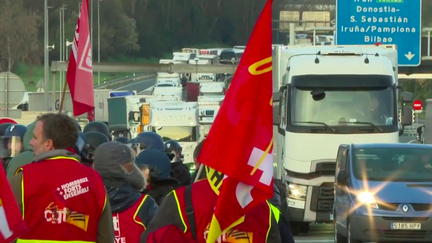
xmin=353 ymin=147 xmax=432 ymax=182
xmin=220 ymin=51 xmax=236 ymax=61
xmin=290 ymin=75 xmax=395 ymax=130
xmin=152 ymin=126 xmax=197 ymax=142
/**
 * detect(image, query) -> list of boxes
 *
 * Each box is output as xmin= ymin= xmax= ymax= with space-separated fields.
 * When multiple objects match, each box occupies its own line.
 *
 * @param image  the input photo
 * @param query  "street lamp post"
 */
xmin=59 ymin=5 xmax=67 ymax=103
xmin=44 ymin=2 xmax=54 ymax=111
xmin=194 ymin=58 xmax=199 ymax=81
xmin=97 ymin=0 xmax=102 ymax=85
xmin=59 ymin=7 xmax=63 ymax=101
xmin=90 ymin=0 xmax=93 ymax=75
xmin=44 ymin=0 xmax=48 ymax=111
xmin=231 ymin=57 xmax=236 ymax=74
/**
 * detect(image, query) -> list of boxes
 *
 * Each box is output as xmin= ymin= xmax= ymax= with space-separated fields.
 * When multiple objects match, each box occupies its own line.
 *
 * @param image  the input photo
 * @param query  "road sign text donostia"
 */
xmin=335 ymin=0 xmax=422 ymax=67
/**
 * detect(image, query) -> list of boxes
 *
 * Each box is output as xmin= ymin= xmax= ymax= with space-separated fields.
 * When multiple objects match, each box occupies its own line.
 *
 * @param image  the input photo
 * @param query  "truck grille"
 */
xmin=310 ymin=183 xmax=334 ymax=212
xmin=319 ymin=187 xmax=334 ymax=199
xmin=203 ymin=110 xmax=214 ymax=116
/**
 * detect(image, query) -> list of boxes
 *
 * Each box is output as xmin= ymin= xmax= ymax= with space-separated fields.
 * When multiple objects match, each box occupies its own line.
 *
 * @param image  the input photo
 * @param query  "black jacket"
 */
xmin=170 ymin=161 xmax=191 ymax=187
xmin=107 ymin=185 xmax=158 ymax=226
xmin=142 ymin=178 xmax=179 ymax=205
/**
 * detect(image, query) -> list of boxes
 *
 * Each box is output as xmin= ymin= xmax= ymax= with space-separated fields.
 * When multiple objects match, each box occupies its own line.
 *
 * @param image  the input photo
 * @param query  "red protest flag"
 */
xmin=0 ymin=169 xmax=27 ymax=243
xmin=197 ymin=0 xmax=274 ymax=241
xmin=66 ymin=0 xmax=95 ymax=117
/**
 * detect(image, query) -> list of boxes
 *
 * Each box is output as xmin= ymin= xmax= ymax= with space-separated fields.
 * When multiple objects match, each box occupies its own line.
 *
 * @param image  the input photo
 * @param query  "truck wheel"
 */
xmin=334 ymin=217 xmax=347 ymax=243
xmin=300 ymin=223 xmax=310 ymax=233
xmin=290 ymin=223 xmax=301 ymax=236
xmin=347 ymin=221 xmax=361 ymax=243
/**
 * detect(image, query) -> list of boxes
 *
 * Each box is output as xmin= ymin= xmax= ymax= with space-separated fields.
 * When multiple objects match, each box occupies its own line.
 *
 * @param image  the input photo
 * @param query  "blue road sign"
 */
xmin=336 ymin=0 xmax=422 ymax=67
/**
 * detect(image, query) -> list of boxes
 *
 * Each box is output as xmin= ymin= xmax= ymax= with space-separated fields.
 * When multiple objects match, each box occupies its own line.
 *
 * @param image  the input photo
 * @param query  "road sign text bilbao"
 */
xmin=336 ymin=0 xmax=422 ymax=66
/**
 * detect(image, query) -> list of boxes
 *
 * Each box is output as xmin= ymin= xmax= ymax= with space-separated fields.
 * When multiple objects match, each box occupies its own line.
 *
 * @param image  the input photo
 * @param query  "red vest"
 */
xmin=113 ymin=194 xmax=148 ymax=243
xmin=174 ymin=180 xmax=272 ymax=243
xmin=17 ymin=156 xmax=107 ymax=243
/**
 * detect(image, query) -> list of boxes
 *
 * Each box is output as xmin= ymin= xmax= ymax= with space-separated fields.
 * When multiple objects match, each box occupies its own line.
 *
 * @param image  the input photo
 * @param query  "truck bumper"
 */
xmin=285 ymin=182 xmax=334 ymax=223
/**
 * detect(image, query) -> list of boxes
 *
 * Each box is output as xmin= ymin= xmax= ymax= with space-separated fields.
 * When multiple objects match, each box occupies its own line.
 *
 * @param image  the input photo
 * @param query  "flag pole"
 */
xmin=58 ymin=81 xmax=68 ymax=113
xmin=194 ymin=164 xmax=204 ymax=183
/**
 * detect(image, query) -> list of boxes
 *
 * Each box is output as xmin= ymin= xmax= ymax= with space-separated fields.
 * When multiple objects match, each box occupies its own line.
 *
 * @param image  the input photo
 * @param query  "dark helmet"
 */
xmin=82 ymin=131 xmax=109 ymax=162
xmin=0 ymin=124 xmax=27 ymax=163
xmin=83 ymin=121 xmax=111 ymax=141
xmin=4 ymin=124 xmax=27 ymax=139
xmin=165 ymin=140 xmax=182 ymax=153
xmin=114 ymin=137 xmax=129 ymax=144
xmin=27 ymin=120 xmax=37 ymax=129
xmin=0 ymin=123 xmax=16 ymax=137
xmin=130 ymin=132 xmax=165 ymax=151
xmin=74 ymin=119 xmax=82 ymax=132
xmin=135 ymin=149 xmax=178 ymax=183
xmin=165 ymin=140 xmax=182 ymax=161
xmin=74 ymin=132 xmax=87 ymax=156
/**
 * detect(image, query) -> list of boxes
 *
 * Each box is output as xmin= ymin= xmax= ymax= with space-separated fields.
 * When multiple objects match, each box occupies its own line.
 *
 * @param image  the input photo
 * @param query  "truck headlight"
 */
xmin=287 ymin=183 xmax=307 ymax=201
xmin=357 ymin=191 xmax=379 ymax=209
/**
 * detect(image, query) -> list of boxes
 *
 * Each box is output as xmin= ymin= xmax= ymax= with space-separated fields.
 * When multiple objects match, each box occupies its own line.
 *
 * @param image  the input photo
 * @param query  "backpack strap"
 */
xmin=185 ymin=185 xmax=197 ymax=240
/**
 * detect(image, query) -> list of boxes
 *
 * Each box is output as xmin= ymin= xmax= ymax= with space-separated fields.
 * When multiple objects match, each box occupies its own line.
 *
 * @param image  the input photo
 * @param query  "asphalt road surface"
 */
xmin=109 ymin=77 xmax=157 ymax=93
xmin=294 ymin=223 xmax=334 ymax=243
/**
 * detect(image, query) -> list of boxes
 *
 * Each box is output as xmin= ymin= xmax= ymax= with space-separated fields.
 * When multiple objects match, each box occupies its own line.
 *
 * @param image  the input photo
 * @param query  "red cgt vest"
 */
xmin=16 ymin=156 xmax=107 ymax=243
xmin=113 ymin=194 xmax=148 ymax=243
xmin=173 ymin=180 xmax=273 ymax=243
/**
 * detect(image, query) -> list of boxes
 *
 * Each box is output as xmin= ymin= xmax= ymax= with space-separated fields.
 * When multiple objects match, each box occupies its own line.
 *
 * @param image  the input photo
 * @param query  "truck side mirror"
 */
xmin=398 ymin=122 xmax=404 ymax=136
xmin=336 ymin=171 xmax=348 ymax=186
xmin=401 ymin=105 xmax=413 ymax=126
xmin=401 ymin=91 xmax=414 ymax=103
xmin=273 ymin=104 xmax=280 ymax=125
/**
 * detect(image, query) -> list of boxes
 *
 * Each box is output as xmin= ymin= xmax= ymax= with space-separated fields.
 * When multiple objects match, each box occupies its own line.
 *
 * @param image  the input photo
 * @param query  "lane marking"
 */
xmin=113 ymin=78 xmax=156 ymax=91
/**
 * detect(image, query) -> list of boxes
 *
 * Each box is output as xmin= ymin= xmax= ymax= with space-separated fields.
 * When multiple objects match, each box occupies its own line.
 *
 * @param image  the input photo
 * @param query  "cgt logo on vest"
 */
xmin=203 ymin=224 xmax=253 ymax=243
xmin=113 ymin=214 xmax=126 ymax=243
xmin=44 ymin=202 xmax=89 ymax=231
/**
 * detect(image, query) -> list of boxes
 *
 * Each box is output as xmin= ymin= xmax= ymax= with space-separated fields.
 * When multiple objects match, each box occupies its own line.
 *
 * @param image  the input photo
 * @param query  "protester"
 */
xmin=8 ymin=113 xmax=114 ymax=243
xmin=93 ymin=141 xmax=159 ymax=243
xmin=135 ymin=149 xmax=179 ymax=205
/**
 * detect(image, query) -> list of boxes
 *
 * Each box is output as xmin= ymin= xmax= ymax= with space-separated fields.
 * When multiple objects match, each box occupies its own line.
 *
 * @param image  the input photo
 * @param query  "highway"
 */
xmin=109 ymin=77 xmax=157 ymax=93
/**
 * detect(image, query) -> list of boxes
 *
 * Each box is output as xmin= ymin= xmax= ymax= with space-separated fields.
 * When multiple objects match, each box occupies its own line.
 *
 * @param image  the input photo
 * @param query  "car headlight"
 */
xmin=287 ymin=183 xmax=307 ymax=200
xmin=357 ymin=191 xmax=379 ymax=209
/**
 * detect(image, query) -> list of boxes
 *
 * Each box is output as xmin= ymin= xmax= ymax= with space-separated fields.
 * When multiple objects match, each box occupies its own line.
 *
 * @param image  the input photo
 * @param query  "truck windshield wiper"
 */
xmin=296 ymin=121 xmax=336 ymax=132
xmin=339 ymin=121 xmax=383 ymax=132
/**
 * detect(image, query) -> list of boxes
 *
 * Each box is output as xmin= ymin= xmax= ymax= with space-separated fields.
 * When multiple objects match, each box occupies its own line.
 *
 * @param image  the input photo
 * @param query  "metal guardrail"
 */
xmin=94 ymin=72 xmax=157 ymax=89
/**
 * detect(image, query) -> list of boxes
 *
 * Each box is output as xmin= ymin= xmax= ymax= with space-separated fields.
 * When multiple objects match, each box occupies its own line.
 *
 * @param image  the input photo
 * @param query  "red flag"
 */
xmin=87 ymin=108 xmax=95 ymax=122
xmin=197 ymin=0 xmax=274 ymax=241
xmin=66 ymin=0 xmax=95 ymax=117
xmin=0 ymin=169 xmax=27 ymax=243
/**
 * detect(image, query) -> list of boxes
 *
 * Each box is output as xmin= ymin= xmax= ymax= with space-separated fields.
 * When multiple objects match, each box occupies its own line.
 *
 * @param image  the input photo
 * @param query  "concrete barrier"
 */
xmin=95 ymin=73 xmax=157 ymax=89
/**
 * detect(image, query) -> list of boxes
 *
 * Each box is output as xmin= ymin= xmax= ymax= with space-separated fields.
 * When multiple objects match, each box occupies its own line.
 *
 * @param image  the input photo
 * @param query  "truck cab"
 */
xmin=199 ymin=82 xmax=225 ymax=96
xmin=334 ymin=143 xmax=432 ymax=243
xmin=197 ymin=95 xmax=224 ymax=140
xmin=272 ymin=45 xmax=415 ymax=234
xmin=142 ymin=101 xmax=199 ymax=164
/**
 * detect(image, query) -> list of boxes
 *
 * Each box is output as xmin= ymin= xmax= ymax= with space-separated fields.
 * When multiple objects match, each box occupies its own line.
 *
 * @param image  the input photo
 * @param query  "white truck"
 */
xmin=155 ymin=73 xmax=181 ymax=87
xmin=197 ymin=95 xmax=224 ymax=140
xmin=108 ymin=95 xmax=181 ymax=139
xmin=152 ymin=76 xmax=183 ymax=100
xmin=173 ymin=52 xmax=196 ymax=62
xmin=271 ymin=45 xmax=414 ymax=234
xmin=197 ymin=82 xmax=225 ymax=139
xmin=188 ymin=59 xmax=216 ymax=82
xmin=147 ymin=101 xmax=199 ymax=164
xmin=199 ymin=82 xmax=225 ymax=95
